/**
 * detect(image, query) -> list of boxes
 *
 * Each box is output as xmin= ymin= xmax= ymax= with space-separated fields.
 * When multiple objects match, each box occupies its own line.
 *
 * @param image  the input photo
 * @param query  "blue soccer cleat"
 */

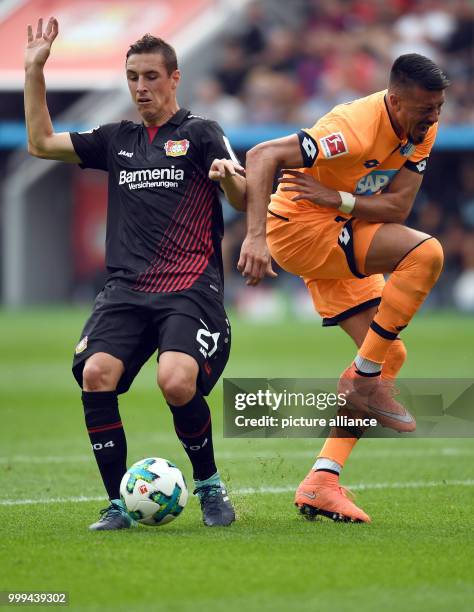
xmin=89 ymin=499 xmax=138 ymax=531
xmin=194 ymin=483 xmax=236 ymax=527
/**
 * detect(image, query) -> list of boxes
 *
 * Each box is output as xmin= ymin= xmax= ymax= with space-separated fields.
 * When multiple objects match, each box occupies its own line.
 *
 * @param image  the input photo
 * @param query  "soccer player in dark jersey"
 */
xmin=24 ymin=17 xmax=246 ymax=530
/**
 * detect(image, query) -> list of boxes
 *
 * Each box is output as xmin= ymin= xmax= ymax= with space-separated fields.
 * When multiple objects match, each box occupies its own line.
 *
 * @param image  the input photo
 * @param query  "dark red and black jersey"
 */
xmin=70 ymin=108 xmax=238 ymax=295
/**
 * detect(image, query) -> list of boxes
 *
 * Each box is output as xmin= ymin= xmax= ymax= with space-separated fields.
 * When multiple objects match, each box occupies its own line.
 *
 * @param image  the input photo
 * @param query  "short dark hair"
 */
xmin=126 ymin=34 xmax=178 ymax=75
xmin=389 ymin=53 xmax=450 ymax=91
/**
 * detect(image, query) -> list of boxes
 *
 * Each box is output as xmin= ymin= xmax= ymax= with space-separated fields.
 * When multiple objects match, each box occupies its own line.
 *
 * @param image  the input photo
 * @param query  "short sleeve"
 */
xmin=70 ymin=123 xmax=120 ymax=171
xmin=296 ymin=130 xmax=319 ymax=167
xmin=199 ymin=120 xmax=240 ymax=173
xmin=302 ymin=116 xmax=364 ymax=168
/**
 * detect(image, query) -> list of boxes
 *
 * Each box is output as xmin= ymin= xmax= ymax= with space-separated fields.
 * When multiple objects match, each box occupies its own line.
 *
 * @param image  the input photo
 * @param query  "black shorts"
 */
xmin=72 ymin=281 xmax=231 ymax=396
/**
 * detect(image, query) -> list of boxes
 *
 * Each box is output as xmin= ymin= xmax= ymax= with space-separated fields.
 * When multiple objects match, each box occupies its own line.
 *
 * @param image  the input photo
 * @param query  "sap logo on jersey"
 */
xmin=118 ymin=166 xmax=184 ymax=190
xmin=355 ymin=169 xmax=398 ymax=195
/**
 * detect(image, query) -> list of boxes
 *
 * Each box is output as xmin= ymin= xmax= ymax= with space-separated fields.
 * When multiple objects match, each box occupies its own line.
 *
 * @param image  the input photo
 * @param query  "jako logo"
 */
xmin=355 ymin=169 xmax=398 ymax=195
xmin=118 ymin=149 xmax=134 ymax=158
xmin=119 ymin=167 xmax=184 ymax=184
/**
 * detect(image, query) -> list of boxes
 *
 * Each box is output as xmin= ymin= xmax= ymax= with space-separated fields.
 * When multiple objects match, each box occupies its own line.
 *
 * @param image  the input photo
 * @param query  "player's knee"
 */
xmin=82 ymin=360 xmax=118 ymax=391
xmin=430 ymin=237 xmax=444 ymax=276
xmin=158 ymin=369 xmax=197 ymax=406
xmin=413 ymin=237 xmax=444 ymax=282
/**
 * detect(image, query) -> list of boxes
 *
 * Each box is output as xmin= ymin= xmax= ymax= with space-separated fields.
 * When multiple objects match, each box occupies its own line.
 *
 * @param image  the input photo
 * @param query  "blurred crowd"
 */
xmin=411 ymin=157 xmax=474 ymax=310
xmin=192 ymin=0 xmax=473 ymax=126
xmin=191 ymin=0 xmax=474 ymax=313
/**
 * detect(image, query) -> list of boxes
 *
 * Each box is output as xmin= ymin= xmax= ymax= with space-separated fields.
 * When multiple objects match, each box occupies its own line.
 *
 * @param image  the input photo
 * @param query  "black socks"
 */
xmin=83 ymin=389 xmax=217 ymax=495
xmin=168 ymin=391 xmax=217 ymax=481
xmin=82 ymin=391 xmax=127 ymax=500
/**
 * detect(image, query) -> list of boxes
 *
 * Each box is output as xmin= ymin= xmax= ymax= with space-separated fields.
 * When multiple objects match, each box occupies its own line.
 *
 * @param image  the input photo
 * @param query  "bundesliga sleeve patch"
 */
xmin=319 ymin=131 xmax=349 ymax=159
xmin=404 ymin=157 xmax=428 ymax=174
xmin=297 ymin=130 xmax=318 ymax=167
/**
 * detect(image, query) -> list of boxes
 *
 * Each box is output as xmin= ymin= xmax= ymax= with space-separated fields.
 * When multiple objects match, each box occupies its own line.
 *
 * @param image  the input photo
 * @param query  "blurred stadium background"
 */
xmin=0 ymin=0 xmax=473 ymax=316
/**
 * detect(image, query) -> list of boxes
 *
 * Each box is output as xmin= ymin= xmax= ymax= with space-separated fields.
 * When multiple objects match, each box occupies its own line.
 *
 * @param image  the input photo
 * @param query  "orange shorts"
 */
xmin=267 ymin=204 xmax=385 ymax=326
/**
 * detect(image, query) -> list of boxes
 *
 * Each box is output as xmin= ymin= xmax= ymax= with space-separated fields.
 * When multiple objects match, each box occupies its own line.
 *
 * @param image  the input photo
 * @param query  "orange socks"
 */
xmin=316 ymin=435 xmax=358 ymax=470
xmin=381 ymin=339 xmax=407 ymax=379
xmin=314 ymin=340 xmax=408 ymax=475
xmin=359 ymin=238 xmax=443 ymax=364
xmin=314 ymin=239 xmax=442 ymax=477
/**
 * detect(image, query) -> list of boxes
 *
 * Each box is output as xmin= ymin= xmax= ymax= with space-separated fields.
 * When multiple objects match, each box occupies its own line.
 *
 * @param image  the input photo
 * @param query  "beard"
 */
xmin=410 ymin=132 xmax=425 ymax=145
xmin=410 ymin=123 xmax=431 ymax=145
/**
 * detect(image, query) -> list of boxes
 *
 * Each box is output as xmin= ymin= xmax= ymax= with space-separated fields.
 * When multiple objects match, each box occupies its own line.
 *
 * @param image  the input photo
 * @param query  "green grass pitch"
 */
xmin=1 ymin=308 xmax=473 ymax=611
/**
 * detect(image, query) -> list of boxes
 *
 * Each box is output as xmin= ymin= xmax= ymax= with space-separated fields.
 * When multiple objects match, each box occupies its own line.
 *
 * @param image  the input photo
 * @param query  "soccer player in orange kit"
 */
xmin=238 ymin=54 xmax=449 ymax=523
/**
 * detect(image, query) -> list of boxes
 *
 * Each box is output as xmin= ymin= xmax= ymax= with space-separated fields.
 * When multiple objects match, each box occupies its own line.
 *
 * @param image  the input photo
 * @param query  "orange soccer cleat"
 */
xmin=295 ymin=470 xmax=371 ymax=523
xmin=338 ymin=363 xmax=416 ymax=433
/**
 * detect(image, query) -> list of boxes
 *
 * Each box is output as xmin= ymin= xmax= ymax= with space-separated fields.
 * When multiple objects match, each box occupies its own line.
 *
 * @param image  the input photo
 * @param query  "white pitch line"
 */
xmin=0 ymin=495 xmax=107 ymax=506
xmin=216 ymin=448 xmax=474 ymax=460
xmin=1 ymin=479 xmax=473 ymax=507
xmin=235 ymin=479 xmax=474 ymax=494
xmin=0 ymin=455 xmax=91 ymax=464
xmin=0 ymin=447 xmax=473 ymax=464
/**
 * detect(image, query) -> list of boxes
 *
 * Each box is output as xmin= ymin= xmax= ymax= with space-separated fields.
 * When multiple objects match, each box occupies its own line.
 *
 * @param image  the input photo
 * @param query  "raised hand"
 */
xmin=25 ymin=17 xmax=58 ymax=70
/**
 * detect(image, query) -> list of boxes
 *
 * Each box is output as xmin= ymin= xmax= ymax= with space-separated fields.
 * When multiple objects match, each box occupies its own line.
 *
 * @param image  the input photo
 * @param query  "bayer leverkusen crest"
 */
xmin=164 ymin=139 xmax=190 ymax=157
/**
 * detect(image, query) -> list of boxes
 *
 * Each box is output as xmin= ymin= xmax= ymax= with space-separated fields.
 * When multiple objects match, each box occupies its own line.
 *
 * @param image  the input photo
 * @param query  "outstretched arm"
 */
xmin=24 ymin=17 xmax=80 ymax=162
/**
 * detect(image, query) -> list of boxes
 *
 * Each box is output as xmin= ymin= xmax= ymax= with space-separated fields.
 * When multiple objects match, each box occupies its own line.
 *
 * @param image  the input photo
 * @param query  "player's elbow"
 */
xmin=392 ymin=208 xmax=410 ymax=224
xmin=385 ymin=194 xmax=412 ymax=224
xmin=246 ymin=141 xmax=280 ymax=166
xmin=27 ymin=141 xmax=40 ymax=157
xmin=27 ymin=132 xmax=63 ymax=160
xmin=246 ymin=142 xmax=265 ymax=164
xmin=27 ymin=141 xmax=49 ymax=159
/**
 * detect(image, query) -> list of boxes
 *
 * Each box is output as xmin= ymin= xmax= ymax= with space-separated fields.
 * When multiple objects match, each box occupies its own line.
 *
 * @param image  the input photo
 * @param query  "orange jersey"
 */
xmin=271 ymin=90 xmax=438 ymax=215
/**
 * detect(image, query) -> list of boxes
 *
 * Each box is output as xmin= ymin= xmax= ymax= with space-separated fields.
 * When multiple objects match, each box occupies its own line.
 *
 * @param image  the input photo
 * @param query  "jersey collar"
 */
xmin=167 ymin=108 xmax=190 ymax=126
xmin=141 ymin=108 xmax=189 ymax=130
